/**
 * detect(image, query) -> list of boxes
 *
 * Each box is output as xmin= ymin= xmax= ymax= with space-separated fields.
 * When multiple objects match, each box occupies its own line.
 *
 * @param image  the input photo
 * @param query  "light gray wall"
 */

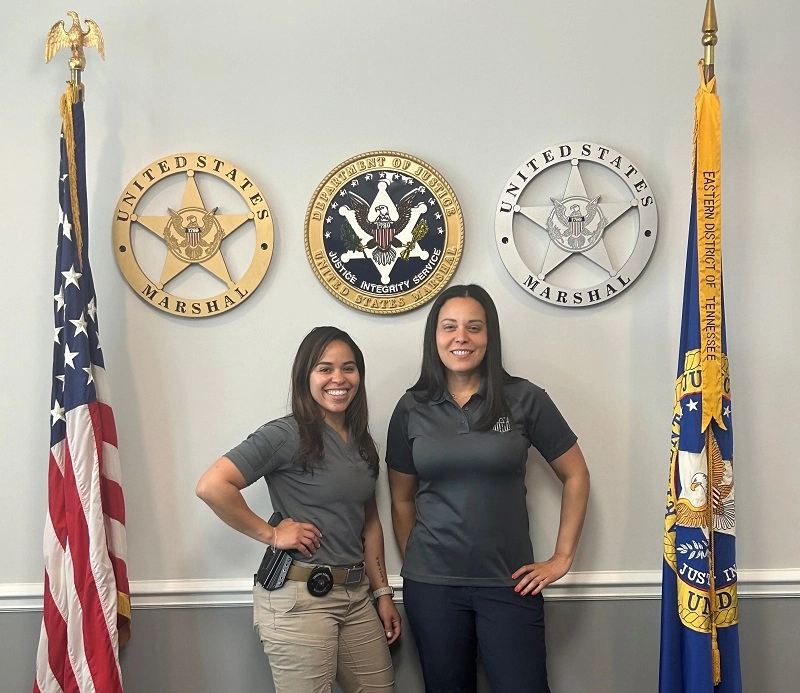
xmin=3 ymin=1 xmax=799 ymax=691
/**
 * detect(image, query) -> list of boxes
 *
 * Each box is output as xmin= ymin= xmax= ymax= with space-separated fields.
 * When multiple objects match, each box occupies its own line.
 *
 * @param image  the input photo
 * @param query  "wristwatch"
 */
xmin=372 ymin=586 xmax=394 ymax=599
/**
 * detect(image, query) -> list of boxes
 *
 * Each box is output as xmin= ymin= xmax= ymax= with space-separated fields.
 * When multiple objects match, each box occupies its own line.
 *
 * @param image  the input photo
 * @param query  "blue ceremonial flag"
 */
xmin=658 ymin=63 xmax=742 ymax=693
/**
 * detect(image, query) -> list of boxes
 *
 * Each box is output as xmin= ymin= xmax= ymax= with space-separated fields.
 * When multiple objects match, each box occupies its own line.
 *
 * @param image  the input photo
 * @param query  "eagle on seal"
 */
xmin=676 ymin=433 xmax=735 ymax=532
xmin=346 ymin=188 xmax=420 ymax=266
xmin=167 ymin=207 xmax=218 ymax=260
xmin=550 ymin=196 xmax=602 ymax=249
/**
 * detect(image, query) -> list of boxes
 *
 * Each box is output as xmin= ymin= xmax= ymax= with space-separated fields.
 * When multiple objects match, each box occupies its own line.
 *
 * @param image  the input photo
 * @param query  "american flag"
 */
xmin=34 ymin=85 xmax=131 ymax=693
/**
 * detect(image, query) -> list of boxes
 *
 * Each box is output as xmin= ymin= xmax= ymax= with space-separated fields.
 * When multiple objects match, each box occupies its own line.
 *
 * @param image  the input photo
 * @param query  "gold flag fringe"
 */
xmin=59 ymin=81 xmax=84 ymax=268
xmin=706 ymin=428 xmax=721 ymax=685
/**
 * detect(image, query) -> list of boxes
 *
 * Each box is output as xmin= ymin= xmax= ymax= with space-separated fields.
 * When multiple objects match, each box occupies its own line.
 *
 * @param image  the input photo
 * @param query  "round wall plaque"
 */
xmin=495 ymin=142 xmax=657 ymax=307
xmin=305 ymin=151 xmax=464 ymax=314
xmin=112 ymin=153 xmax=273 ymax=317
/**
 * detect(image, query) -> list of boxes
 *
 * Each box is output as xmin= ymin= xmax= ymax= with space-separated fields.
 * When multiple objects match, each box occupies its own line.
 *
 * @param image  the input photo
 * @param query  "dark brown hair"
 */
xmin=291 ymin=326 xmax=379 ymax=476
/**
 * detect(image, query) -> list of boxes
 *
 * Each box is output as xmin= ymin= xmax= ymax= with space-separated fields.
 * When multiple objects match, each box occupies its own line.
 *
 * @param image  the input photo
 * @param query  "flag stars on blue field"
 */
xmin=71 ymin=312 xmax=89 ymax=338
xmin=54 ymin=287 xmax=65 ymax=312
xmin=62 ymin=265 xmax=82 ymax=288
xmin=60 ymin=208 xmax=72 ymax=240
xmin=50 ymin=402 xmax=66 ymax=425
xmin=64 ymin=344 xmax=78 ymax=369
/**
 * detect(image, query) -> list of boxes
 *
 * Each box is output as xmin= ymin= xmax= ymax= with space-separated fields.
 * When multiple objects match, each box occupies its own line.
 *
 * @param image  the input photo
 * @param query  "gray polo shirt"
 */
xmin=226 ymin=415 xmax=375 ymax=567
xmin=386 ymin=378 xmax=577 ymax=587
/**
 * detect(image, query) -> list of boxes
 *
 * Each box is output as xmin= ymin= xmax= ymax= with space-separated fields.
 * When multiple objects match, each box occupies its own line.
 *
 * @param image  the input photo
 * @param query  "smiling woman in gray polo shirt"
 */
xmin=197 ymin=326 xmax=400 ymax=693
xmin=387 ymin=285 xmax=590 ymax=693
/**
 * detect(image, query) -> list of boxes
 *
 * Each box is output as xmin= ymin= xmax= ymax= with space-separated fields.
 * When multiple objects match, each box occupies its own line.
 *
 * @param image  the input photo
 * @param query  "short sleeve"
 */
xmin=225 ymin=420 xmax=294 ymax=485
xmin=515 ymin=383 xmax=577 ymax=464
xmin=386 ymin=396 xmax=417 ymax=475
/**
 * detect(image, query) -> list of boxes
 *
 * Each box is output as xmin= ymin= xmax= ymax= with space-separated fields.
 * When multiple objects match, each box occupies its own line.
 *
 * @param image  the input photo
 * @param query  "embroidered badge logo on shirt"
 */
xmin=305 ymin=151 xmax=464 ymax=314
xmin=493 ymin=416 xmax=512 ymax=433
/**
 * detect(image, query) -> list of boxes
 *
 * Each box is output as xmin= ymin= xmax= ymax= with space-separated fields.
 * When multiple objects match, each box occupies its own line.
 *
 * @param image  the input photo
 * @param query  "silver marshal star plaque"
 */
xmin=495 ymin=142 xmax=657 ymax=307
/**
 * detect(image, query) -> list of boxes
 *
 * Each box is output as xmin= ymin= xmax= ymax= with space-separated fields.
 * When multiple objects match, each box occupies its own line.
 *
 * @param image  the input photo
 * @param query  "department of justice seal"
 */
xmin=495 ymin=142 xmax=657 ymax=307
xmin=305 ymin=151 xmax=464 ymax=314
xmin=112 ymin=153 xmax=273 ymax=317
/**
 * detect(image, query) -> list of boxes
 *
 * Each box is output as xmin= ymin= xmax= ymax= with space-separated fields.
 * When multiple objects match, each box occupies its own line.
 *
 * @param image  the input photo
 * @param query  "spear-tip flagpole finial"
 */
xmin=702 ymin=0 xmax=718 ymax=82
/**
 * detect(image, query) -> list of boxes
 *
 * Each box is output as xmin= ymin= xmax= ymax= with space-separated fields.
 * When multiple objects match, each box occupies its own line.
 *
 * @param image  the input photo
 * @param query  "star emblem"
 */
xmin=686 ymin=399 xmax=699 ymax=412
xmin=50 ymin=402 xmax=66 ymax=425
xmin=64 ymin=345 xmax=79 ymax=369
xmin=60 ymin=207 xmax=72 ymax=240
xmin=723 ymin=405 xmax=731 ymax=418
xmin=514 ymin=159 xmax=636 ymax=279
xmin=83 ymin=366 xmax=94 ymax=385
xmin=132 ymin=171 xmax=251 ymax=290
xmin=70 ymin=312 xmax=89 ymax=338
xmin=62 ymin=265 xmax=82 ymax=289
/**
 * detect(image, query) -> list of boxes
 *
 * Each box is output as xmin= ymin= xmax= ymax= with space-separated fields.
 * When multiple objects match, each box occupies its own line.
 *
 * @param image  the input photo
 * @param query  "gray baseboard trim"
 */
xmin=3 ymin=569 xmax=798 ymax=612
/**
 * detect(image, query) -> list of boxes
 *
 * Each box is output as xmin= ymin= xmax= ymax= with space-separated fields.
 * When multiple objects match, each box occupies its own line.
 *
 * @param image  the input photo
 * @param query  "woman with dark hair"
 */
xmin=387 ymin=285 xmax=589 ymax=693
xmin=197 ymin=326 xmax=400 ymax=692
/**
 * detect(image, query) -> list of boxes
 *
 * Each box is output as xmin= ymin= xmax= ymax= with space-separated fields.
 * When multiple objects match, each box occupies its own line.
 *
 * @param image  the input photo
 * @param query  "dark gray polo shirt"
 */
xmin=386 ymin=378 xmax=577 ymax=586
xmin=226 ymin=415 xmax=375 ymax=567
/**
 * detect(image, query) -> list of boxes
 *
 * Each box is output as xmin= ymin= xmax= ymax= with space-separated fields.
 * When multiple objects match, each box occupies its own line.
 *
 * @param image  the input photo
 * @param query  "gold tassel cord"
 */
xmin=59 ymin=81 xmax=84 ymax=268
xmin=706 ymin=428 xmax=721 ymax=685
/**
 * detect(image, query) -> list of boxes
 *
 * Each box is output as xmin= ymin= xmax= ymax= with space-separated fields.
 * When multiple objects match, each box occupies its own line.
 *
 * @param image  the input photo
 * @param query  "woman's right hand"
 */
xmin=273 ymin=518 xmax=322 ymax=558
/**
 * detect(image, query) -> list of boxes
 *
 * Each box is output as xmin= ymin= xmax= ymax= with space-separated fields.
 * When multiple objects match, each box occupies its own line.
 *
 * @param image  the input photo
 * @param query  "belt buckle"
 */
xmin=346 ymin=564 xmax=364 ymax=585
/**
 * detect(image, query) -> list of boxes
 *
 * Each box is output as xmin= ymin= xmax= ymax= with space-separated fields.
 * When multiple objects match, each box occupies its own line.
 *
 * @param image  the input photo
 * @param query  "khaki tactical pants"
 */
xmin=254 ymin=578 xmax=394 ymax=693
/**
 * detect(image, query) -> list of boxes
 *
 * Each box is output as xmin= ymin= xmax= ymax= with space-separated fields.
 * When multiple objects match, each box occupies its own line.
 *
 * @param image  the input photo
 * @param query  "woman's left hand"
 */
xmin=512 ymin=554 xmax=572 ymax=596
xmin=375 ymin=596 xmax=402 ymax=645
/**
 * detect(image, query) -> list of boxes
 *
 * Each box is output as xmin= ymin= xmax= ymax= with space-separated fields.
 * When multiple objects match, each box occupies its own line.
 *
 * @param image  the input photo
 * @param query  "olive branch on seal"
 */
xmin=676 ymin=540 xmax=709 ymax=560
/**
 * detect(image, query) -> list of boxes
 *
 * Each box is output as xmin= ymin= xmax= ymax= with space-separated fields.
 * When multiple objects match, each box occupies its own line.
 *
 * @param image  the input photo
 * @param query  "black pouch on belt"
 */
xmin=254 ymin=512 xmax=293 ymax=591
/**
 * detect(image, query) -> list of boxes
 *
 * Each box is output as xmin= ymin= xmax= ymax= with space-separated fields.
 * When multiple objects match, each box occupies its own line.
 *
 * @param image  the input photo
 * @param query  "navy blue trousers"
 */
xmin=403 ymin=579 xmax=550 ymax=693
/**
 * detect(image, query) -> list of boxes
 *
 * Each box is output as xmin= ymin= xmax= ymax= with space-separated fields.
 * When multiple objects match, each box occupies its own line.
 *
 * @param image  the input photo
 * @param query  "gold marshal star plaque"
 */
xmin=305 ymin=151 xmax=464 ymax=314
xmin=112 ymin=153 xmax=273 ymax=317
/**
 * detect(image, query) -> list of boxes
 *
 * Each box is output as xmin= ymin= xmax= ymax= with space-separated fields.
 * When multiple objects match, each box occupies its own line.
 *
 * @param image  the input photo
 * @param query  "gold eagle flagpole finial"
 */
xmin=701 ymin=0 xmax=718 ymax=84
xmin=45 ymin=11 xmax=105 ymax=96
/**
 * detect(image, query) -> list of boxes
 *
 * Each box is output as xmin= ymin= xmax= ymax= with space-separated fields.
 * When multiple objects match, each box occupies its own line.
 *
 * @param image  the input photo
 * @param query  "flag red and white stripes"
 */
xmin=35 ymin=83 xmax=130 ymax=693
